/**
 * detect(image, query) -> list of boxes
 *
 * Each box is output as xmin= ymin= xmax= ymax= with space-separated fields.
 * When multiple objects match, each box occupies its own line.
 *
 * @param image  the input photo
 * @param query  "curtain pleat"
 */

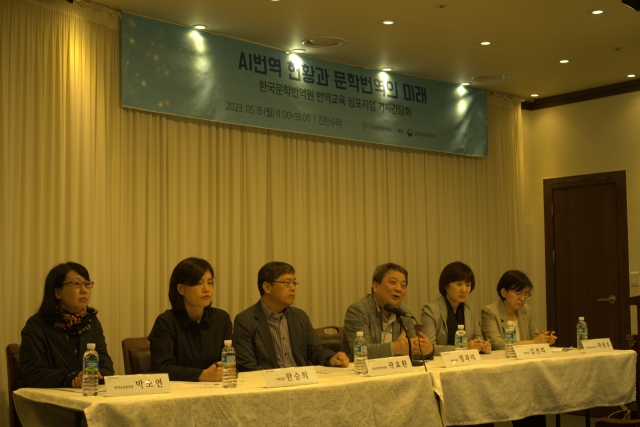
xmin=0 ymin=0 xmax=529 ymax=422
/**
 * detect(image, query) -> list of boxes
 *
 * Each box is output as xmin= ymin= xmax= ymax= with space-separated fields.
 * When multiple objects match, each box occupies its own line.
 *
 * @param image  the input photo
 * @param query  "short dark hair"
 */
xmin=168 ymin=258 xmax=215 ymax=310
xmin=371 ymin=263 xmax=409 ymax=292
xmin=257 ymin=262 xmax=295 ymax=296
xmin=38 ymin=262 xmax=93 ymax=321
xmin=438 ymin=262 xmax=475 ymax=296
xmin=496 ymin=270 xmax=533 ymax=300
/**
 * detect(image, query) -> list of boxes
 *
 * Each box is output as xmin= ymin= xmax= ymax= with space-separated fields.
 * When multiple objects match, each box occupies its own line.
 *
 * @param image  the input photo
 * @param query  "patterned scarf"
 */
xmin=54 ymin=307 xmax=92 ymax=335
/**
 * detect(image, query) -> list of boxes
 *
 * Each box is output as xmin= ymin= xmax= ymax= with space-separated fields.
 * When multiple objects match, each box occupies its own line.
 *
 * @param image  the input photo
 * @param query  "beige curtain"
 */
xmin=0 ymin=0 xmax=528 ymax=422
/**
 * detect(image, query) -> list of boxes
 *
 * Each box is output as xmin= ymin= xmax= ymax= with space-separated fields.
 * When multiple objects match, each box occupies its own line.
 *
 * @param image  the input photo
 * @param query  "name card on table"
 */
xmin=513 ymin=344 xmax=553 ymax=359
xmin=441 ymin=350 xmax=482 ymax=368
xmin=582 ymin=338 xmax=614 ymax=353
xmin=263 ymin=366 xmax=319 ymax=388
xmin=104 ymin=374 xmax=170 ymax=397
xmin=365 ymin=356 xmax=413 ymax=377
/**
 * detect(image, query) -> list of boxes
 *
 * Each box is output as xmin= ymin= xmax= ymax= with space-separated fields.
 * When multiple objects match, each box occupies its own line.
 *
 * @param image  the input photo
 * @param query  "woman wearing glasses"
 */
xmin=481 ymin=270 xmax=557 ymax=350
xmin=148 ymin=257 xmax=232 ymax=381
xmin=20 ymin=262 xmax=114 ymax=388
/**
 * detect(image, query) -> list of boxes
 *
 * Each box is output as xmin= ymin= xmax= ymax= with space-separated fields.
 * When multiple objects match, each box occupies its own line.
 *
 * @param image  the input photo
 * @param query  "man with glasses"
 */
xmin=341 ymin=263 xmax=434 ymax=361
xmin=233 ymin=261 xmax=350 ymax=371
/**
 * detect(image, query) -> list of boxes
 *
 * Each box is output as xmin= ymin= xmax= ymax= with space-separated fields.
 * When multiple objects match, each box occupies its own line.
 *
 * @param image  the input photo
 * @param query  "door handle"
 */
xmin=597 ymin=295 xmax=617 ymax=304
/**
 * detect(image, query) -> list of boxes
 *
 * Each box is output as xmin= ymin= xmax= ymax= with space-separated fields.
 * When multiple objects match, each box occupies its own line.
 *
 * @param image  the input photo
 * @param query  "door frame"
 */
xmin=543 ymin=170 xmax=630 ymax=348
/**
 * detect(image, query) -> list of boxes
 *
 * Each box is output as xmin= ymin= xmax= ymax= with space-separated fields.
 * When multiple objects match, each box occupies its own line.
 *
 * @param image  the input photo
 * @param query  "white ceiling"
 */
xmin=93 ymin=0 xmax=640 ymax=99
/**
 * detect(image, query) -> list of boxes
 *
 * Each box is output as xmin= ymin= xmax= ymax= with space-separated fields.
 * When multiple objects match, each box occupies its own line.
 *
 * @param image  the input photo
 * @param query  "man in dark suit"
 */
xmin=233 ymin=261 xmax=350 ymax=371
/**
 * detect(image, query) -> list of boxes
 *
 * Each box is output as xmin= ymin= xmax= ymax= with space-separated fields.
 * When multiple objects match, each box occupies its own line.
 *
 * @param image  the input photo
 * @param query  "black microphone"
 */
xmin=383 ymin=303 xmax=414 ymax=319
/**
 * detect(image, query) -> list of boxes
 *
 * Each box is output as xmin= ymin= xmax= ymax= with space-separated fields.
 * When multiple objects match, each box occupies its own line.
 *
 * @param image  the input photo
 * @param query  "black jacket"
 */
xmin=20 ymin=311 xmax=114 ymax=387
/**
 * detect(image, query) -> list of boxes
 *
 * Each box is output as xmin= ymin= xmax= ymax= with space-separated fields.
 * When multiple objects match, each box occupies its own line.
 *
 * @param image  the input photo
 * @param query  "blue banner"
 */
xmin=121 ymin=14 xmax=488 ymax=156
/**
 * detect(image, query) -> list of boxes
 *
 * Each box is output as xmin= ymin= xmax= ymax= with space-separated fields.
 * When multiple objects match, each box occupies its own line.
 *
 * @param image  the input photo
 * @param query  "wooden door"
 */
xmin=544 ymin=171 xmax=630 ymax=349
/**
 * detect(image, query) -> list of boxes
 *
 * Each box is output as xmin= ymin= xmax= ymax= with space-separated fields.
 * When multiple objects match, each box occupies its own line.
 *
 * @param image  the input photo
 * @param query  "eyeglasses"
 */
xmin=63 ymin=280 xmax=95 ymax=289
xmin=511 ymin=290 xmax=532 ymax=299
xmin=270 ymin=281 xmax=300 ymax=288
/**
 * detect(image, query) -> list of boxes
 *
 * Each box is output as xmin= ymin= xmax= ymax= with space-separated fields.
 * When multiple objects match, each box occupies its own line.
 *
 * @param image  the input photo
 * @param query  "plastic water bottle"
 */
xmin=577 ymin=317 xmax=588 ymax=349
xmin=82 ymin=343 xmax=99 ymax=396
xmin=221 ymin=340 xmax=237 ymax=388
xmin=454 ymin=325 xmax=467 ymax=350
xmin=353 ymin=331 xmax=368 ymax=376
xmin=504 ymin=321 xmax=516 ymax=359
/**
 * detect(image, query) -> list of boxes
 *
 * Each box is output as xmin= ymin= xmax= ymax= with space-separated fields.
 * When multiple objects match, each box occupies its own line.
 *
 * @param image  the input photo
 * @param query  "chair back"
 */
xmin=595 ymin=419 xmax=640 ymax=426
xmin=6 ymin=343 xmax=24 ymax=427
xmin=315 ymin=326 xmax=342 ymax=353
xmin=121 ymin=337 xmax=152 ymax=375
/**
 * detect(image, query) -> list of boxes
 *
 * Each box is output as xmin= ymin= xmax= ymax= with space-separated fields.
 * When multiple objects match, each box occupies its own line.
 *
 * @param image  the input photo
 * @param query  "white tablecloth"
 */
xmin=427 ymin=349 xmax=636 ymax=426
xmin=14 ymin=365 xmax=443 ymax=427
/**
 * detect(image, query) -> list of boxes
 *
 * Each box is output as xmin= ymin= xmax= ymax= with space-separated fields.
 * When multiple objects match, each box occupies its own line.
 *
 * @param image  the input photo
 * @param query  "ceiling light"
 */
xmin=531 ymin=94 xmax=539 ymax=97
xmin=591 ymin=9 xmax=604 ymax=14
xmin=559 ymin=59 xmax=569 ymax=63
xmin=622 ymin=0 xmax=640 ymax=12
xmin=383 ymin=21 xmax=394 ymax=25
xmin=193 ymin=24 xmax=206 ymax=30
xmin=302 ymin=36 xmax=347 ymax=48
xmin=381 ymin=67 xmax=393 ymax=71
xmin=628 ymin=74 xmax=637 ymax=78
xmin=291 ymin=48 xmax=306 ymax=53
xmin=461 ymin=82 xmax=470 ymax=86
xmin=480 ymin=41 xmax=491 ymax=46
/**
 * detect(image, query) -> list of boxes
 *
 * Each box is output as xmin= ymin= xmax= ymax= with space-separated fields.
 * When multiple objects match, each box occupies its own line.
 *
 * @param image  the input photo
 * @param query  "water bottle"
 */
xmin=577 ymin=317 xmax=588 ymax=350
xmin=454 ymin=325 xmax=467 ymax=350
xmin=82 ymin=343 xmax=99 ymax=396
xmin=504 ymin=321 xmax=516 ymax=359
xmin=221 ymin=340 xmax=237 ymax=388
xmin=353 ymin=331 xmax=368 ymax=376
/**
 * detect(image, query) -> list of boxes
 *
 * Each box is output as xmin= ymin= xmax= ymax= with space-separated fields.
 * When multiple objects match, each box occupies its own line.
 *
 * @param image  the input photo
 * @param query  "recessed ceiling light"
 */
xmin=381 ymin=67 xmax=393 ymax=71
xmin=628 ymin=74 xmax=637 ymax=78
xmin=591 ymin=9 xmax=604 ymax=14
xmin=480 ymin=41 xmax=491 ymax=46
xmin=193 ymin=24 xmax=206 ymax=30
xmin=291 ymin=48 xmax=306 ymax=53
xmin=383 ymin=21 xmax=394 ymax=25
xmin=302 ymin=37 xmax=347 ymax=48
xmin=559 ymin=59 xmax=569 ymax=63
xmin=461 ymin=82 xmax=470 ymax=86
xmin=531 ymin=94 xmax=539 ymax=97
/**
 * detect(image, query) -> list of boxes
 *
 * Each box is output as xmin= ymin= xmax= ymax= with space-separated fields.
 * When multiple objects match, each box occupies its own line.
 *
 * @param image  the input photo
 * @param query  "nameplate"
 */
xmin=365 ymin=356 xmax=413 ymax=376
xmin=262 ymin=366 xmax=319 ymax=388
xmin=582 ymin=338 xmax=614 ymax=353
xmin=441 ymin=349 xmax=482 ymax=368
xmin=104 ymin=374 xmax=170 ymax=396
xmin=514 ymin=344 xmax=553 ymax=359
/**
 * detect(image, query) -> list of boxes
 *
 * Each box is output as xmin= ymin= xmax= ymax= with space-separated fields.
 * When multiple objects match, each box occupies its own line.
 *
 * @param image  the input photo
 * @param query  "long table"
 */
xmin=13 ymin=350 xmax=636 ymax=427
xmin=13 ymin=365 xmax=443 ymax=427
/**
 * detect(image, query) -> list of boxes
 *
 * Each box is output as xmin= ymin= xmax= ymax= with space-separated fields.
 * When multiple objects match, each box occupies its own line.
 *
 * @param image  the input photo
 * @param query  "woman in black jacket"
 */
xmin=20 ymin=262 xmax=114 ymax=388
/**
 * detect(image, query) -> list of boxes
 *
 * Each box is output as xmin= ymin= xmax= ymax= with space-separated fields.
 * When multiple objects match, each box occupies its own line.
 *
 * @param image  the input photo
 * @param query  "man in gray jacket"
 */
xmin=341 ymin=263 xmax=434 ymax=361
xmin=233 ymin=261 xmax=350 ymax=371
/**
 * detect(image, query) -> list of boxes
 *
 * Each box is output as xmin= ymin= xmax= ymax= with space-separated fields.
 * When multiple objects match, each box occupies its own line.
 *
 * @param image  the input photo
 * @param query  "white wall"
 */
xmin=522 ymin=90 xmax=640 ymax=334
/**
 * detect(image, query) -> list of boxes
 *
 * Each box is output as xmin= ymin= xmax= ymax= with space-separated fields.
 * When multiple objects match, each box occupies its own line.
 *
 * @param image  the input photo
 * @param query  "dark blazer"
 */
xmin=233 ymin=300 xmax=335 ymax=372
xmin=20 ymin=311 xmax=114 ymax=388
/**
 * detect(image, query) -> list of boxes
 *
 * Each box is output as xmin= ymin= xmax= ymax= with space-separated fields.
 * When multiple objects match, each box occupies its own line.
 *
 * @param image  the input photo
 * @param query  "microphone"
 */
xmin=383 ymin=303 xmax=414 ymax=319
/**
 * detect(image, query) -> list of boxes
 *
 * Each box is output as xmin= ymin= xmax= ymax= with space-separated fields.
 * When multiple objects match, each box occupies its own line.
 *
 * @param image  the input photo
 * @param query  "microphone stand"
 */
xmin=397 ymin=315 xmax=424 ymax=367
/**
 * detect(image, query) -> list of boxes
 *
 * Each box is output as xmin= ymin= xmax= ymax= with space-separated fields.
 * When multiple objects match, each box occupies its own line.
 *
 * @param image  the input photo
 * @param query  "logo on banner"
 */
xmin=362 ymin=120 xmax=370 ymax=134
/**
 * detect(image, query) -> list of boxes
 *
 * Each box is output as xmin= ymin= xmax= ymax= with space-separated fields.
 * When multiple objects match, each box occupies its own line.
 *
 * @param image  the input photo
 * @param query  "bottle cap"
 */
xmin=356 ymin=331 xmax=363 ymax=336
xmin=579 ymin=316 xmax=584 ymax=320
xmin=224 ymin=340 xmax=232 ymax=346
xmin=87 ymin=343 xmax=96 ymax=350
xmin=457 ymin=325 xmax=464 ymax=330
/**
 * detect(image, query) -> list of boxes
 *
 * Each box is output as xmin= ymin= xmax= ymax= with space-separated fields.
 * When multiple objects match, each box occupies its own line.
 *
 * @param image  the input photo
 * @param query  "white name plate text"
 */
xmin=105 ymin=374 xmax=170 ymax=397
xmin=365 ymin=356 xmax=413 ymax=376
xmin=263 ymin=366 xmax=318 ymax=388
xmin=514 ymin=344 xmax=553 ymax=359
xmin=582 ymin=338 xmax=614 ymax=353
xmin=441 ymin=349 xmax=482 ymax=368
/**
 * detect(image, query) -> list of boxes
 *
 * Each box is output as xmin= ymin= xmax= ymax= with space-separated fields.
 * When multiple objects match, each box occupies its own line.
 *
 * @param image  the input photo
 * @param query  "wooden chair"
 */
xmin=6 ymin=343 xmax=24 ymax=427
xmin=595 ymin=419 xmax=640 ymax=426
xmin=121 ymin=337 xmax=152 ymax=375
xmin=315 ymin=326 xmax=342 ymax=353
